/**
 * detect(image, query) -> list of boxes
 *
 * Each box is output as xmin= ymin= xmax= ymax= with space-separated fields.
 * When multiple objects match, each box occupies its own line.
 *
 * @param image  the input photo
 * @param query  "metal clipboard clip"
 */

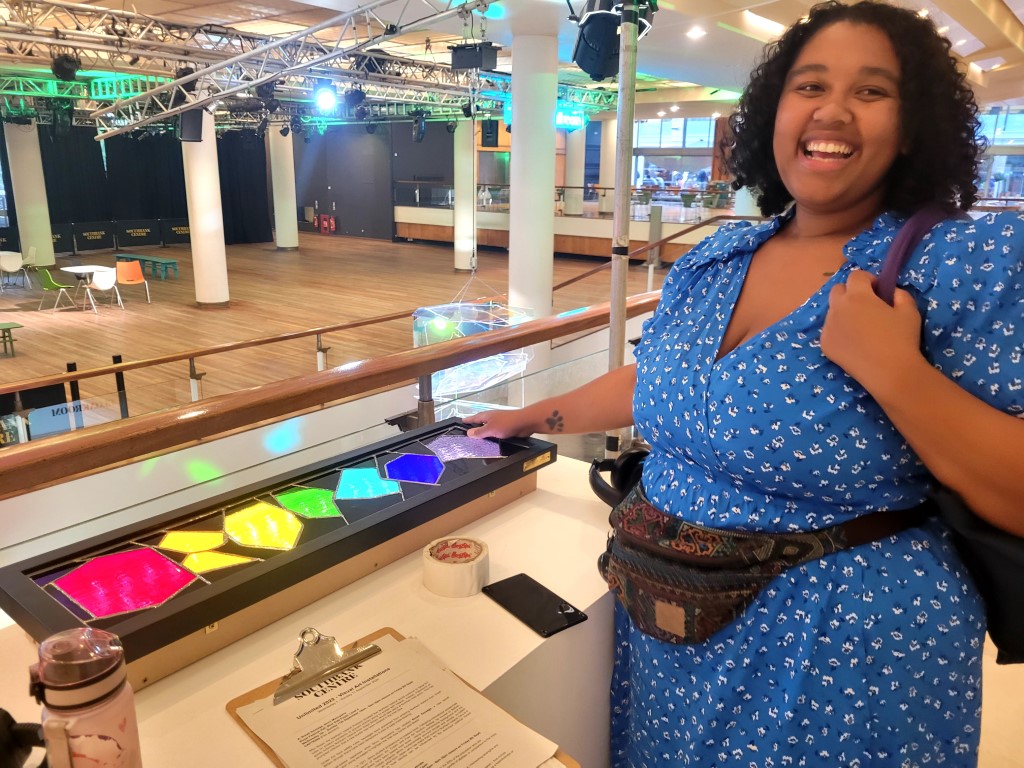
xmin=273 ymin=627 xmax=382 ymax=705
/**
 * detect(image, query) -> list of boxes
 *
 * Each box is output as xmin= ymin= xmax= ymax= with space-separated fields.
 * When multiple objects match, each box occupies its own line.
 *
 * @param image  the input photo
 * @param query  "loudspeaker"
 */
xmin=481 ymin=119 xmax=498 ymax=147
xmin=412 ymin=116 xmax=426 ymax=143
xmin=177 ymin=108 xmax=204 ymax=142
xmin=450 ymin=42 xmax=499 ymax=72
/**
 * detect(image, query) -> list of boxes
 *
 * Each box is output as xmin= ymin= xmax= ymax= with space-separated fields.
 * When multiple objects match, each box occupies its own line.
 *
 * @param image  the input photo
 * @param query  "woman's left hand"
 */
xmin=820 ymin=269 xmax=925 ymax=392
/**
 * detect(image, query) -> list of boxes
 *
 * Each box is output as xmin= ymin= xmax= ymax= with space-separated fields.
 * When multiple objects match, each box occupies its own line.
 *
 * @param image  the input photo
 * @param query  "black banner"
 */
xmin=0 ymin=227 xmax=19 ymax=252
xmin=52 ymin=223 xmax=73 ymax=254
xmin=115 ymin=219 xmax=161 ymax=248
xmin=160 ymin=218 xmax=190 ymax=244
xmin=73 ymin=221 xmax=115 ymax=251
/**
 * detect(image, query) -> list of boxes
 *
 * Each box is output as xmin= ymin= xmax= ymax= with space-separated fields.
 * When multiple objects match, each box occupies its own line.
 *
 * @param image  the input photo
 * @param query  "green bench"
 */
xmin=0 ymin=321 xmax=22 ymax=356
xmin=116 ymin=253 xmax=179 ymax=279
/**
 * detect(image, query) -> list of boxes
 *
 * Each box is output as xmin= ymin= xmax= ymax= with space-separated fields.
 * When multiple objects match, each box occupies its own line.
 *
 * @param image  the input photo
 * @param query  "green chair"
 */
xmin=680 ymin=192 xmax=698 ymax=208
xmin=37 ymin=268 xmax=76 ymax=312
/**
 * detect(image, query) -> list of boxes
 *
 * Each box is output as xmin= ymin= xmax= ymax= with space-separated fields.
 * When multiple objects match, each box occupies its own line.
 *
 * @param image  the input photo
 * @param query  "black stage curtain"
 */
xmin=216 ymin=131 xmax=272 ymax=245
xmin=104 ymin=133 xmax=188 ymax=221
xmin=38 ymin=124 xmax=111 ymax=225
xmin=0 ymin=122 xmax=19 ymax=236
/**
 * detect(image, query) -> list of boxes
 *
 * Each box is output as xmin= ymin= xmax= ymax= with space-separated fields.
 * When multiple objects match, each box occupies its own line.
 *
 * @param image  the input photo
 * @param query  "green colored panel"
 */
xmin=275 ymin=487 xmax=342 ymax=519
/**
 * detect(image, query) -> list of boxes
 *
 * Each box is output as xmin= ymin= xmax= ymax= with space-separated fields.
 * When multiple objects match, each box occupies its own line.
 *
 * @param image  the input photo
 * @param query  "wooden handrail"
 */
xmin=0 ymin=292 xmax=661 ymax=500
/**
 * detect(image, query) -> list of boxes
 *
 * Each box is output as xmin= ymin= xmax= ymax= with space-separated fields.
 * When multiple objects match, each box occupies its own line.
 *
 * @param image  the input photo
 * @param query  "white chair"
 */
xmin=84 ymin=269 xmax=124 ymax=313
xmin=21 ymin=246 xmax=37 ymax=273
xmin=0 ymin=252 xmax=30 ymax=289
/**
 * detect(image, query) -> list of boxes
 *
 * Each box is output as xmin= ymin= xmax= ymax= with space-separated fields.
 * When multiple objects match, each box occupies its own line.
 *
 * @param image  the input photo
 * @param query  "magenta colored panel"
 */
xmin=54 ymin=548 xmax=198 ymax=619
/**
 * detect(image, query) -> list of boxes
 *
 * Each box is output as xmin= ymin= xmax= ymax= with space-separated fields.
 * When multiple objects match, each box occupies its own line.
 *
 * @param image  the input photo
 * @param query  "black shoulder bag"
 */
xmin=877 ymin=206 xmax=1024 ymax=665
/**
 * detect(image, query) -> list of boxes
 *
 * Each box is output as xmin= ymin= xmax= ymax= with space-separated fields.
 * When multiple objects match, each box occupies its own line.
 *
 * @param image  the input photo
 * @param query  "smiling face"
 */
xmin=773 ymin=21 xmax=902 ymax=224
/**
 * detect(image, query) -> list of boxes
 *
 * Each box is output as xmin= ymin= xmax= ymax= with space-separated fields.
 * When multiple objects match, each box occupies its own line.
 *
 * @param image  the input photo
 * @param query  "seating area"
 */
xmin=116 ymin=253 xmax=179 ymax=279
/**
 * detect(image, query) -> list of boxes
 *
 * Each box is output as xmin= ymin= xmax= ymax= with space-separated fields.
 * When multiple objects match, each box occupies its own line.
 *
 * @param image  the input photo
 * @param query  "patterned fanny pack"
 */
xmin=597 ymin=484 xmax=933 ymax=645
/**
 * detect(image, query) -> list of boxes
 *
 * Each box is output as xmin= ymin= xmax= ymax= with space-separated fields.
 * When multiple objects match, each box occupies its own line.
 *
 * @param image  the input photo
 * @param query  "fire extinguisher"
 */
xmin=320 ymin=217 xmax=330 ymax=235
xmin=329 ymin=216 xmax=336 ymax=233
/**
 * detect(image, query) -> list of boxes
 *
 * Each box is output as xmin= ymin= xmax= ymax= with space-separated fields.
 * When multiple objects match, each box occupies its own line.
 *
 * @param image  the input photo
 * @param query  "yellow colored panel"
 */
xmin=158 ymin=530 xmax=226 ymax=553
xmin=182 ymin=551 xmax=256 ymax=574
xmin=224 ymin=501 xmax=303 ymax=550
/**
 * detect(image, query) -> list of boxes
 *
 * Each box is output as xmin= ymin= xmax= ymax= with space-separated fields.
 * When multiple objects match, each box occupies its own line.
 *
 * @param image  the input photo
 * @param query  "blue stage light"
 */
xmin=313 ymin=81 xmax=338 ymax=113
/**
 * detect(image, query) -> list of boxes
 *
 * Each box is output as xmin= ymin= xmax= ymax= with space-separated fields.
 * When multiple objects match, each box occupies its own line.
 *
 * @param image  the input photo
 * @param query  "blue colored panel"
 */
xmin=335 ymin=467 xmax=402 ymax=500
xmin=384 ymin=453 xmax=444 ymax=485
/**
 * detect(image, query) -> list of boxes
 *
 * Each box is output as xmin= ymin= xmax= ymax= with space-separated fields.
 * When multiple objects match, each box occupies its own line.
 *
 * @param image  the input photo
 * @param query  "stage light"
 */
xmin=446 ymin=121 xmax=457 ymax=134
xmin=354 ymin=105 xmax=368 ymax=120
xmin=51 ymin=53 xmax=80 ymax=82
xmin=313 ymin=81 xmax=337 ymax=113
xmin=412 ymin=115 xmax=426 ymax=143
xmin=571 ymin=0 xmax=656 ymax=82
xmin=344 ymin=88 xmax=365 ymax=108
xmin=366 ymin=122 xmax=377 ymax=134
xmin=170 ymin=66 xmax=197 ymax=107
xmin=461 ymin=101 xmax=475 ymax=118
xmin=257 ymin=116 xmax=269 ymax=139
xmin=280 ymin=124 xmax=290 ymax=137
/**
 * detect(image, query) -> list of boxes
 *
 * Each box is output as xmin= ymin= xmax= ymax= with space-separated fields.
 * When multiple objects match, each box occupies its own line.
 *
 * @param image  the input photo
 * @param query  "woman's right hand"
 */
xmin=464 ymin=409 xmax=541 ymax=439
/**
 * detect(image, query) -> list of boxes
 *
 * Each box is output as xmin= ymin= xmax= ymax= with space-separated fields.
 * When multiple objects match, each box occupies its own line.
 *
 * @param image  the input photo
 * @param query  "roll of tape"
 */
xmin=422 ymin=537 xmax=489 ymax=598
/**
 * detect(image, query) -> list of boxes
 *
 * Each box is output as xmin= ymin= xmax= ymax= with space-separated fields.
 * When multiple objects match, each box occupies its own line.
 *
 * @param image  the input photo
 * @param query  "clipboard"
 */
xmin=226 ymin=626 xmax=580 ymax=768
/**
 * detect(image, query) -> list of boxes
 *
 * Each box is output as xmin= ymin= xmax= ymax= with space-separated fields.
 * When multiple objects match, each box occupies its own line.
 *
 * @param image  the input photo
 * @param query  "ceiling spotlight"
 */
xmin=669 ymin=105 xmax=679 ymax=112
xmin=461 ymin=101 xmax=475 ymax=118
xmin=280 ymin=124 xmax=290 ymax=137
xmin=366 ymin=122 xmax=377 ymax=134
xmin=446 ymin=121 xmax=457 ymax=134
xmin=51 ymin=53 xmax=80 ymax=82
xmin=686 ymin=25 xmax=706 ymax=40
xmin=257 ymin=116 xmax=269 ymax=139
xmin=128 ymin=54 xmax=140 ymax=66
xmin=344 ymin=88 xmax=366 ymax=108
xmin=354 ymin=105 xmax=369 ymax=120
xmin=313 ymin=80 xmax=338 ymax=113
xmin=264 ymin=98 xmax=281 ymax=113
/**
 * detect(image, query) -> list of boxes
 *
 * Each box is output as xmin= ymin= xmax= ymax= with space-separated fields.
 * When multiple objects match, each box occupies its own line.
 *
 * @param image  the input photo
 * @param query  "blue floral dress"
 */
xmin=614 ymin=211 xmax=1024 ymax=767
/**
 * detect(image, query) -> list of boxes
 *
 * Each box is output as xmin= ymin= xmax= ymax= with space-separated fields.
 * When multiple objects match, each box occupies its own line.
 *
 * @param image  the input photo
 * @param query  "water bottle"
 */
xmin=29 ymin=628 xmax=142 ymax=768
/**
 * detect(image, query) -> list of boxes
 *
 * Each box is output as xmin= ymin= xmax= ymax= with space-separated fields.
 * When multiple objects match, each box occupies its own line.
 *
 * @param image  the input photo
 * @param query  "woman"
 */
xmin=469 ymin=2 xmax=1024 ymax=765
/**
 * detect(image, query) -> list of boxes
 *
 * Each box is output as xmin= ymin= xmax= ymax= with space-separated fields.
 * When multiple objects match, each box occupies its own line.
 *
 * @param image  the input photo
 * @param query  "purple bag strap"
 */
xmin=874 ymin=205 xmax=955 ymax=306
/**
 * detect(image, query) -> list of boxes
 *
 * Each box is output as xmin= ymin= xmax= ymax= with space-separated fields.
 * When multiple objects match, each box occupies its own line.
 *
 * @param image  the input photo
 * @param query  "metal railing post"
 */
xmin=417 ymin=373 xmax=435 ymax=427
xmin=316 ymin=334 xmax=330 ymax=372
xmin=189 ymin=357 xmax=205 ymax=402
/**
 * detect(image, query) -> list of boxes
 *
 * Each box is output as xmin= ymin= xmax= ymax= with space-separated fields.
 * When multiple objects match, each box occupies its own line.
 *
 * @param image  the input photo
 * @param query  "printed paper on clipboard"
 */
xmin=227 ymin=628 xmax=566 ymax=768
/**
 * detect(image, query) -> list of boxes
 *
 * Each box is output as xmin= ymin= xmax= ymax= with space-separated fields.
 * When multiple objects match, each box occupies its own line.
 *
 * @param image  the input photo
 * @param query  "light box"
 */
xmin=0 ymin=419 xmax=556 ymax=690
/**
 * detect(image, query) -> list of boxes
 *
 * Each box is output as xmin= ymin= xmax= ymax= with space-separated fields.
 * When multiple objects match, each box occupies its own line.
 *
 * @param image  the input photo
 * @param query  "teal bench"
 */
xmin=117 ymin=254 xmax=179 ymax=279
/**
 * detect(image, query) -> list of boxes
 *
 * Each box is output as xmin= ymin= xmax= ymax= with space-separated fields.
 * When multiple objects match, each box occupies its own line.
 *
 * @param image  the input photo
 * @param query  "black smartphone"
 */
xmin=481 ymin=573 xmax=588 ymax=638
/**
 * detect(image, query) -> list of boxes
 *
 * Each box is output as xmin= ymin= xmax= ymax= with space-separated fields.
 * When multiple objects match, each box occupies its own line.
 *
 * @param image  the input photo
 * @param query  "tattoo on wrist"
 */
xmin=545 ymin=410 xmax=565 ymax=432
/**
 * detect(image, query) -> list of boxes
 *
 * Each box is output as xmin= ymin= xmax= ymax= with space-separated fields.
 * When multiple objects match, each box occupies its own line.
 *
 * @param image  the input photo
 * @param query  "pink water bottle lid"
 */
xmin=30 ymin=628 xmax=127 ymax=710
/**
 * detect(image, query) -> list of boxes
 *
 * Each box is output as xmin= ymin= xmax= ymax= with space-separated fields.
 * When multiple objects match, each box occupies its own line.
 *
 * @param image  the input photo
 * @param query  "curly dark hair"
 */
xmin=724 ymin=0 xmax=983 ymax=216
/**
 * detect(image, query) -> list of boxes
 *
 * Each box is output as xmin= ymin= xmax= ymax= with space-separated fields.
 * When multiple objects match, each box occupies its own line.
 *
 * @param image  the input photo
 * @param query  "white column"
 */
xmin=508 ymin=34 xmax=557 ymax=317
xmin=181 ymin=109 xmax=229 ymax=306
xmin=453 ymin=119 xmax=475 ymax=271
xmin=268 ymin=127 xmax=299 ymax=250
xmin=4 ymin=123 xmax=55 ymax=266
xmin=598 ymin=118 xmax=617 ymax=214
xmin=733 ymin=186 xmax=760 ymax=217
xmin=563 ymin=127 xmax=585 ymax=216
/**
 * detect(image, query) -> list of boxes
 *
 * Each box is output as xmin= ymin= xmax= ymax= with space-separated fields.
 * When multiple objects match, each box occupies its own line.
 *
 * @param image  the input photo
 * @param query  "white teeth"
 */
xmin=804 ymin=140 xmax=853 ymax=155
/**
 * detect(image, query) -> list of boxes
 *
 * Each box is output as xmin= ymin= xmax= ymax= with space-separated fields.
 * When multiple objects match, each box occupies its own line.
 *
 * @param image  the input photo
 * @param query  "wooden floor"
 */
xmin=0 ymin=232 xmax=665 ymax=413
